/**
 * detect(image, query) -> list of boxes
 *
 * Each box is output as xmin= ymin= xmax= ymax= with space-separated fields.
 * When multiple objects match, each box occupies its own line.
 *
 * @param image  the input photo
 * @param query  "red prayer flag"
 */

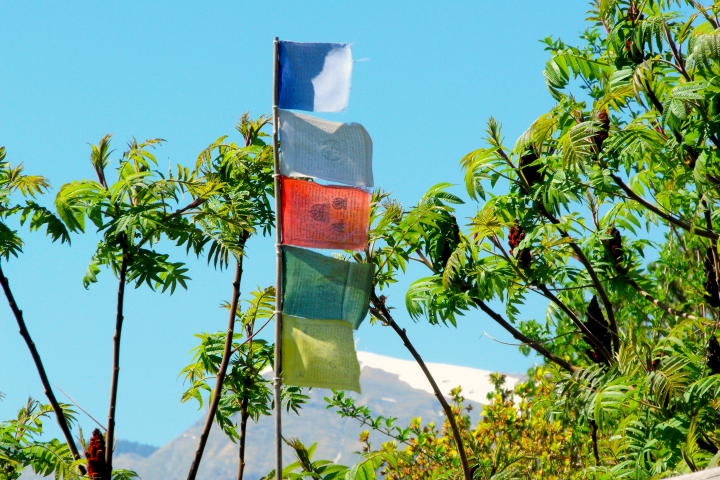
xmin=281 ymin=177 xmax=370 ymax=250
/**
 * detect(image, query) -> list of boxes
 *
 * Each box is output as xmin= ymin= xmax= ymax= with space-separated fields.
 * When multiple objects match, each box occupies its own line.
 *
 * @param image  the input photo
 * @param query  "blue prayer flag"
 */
xmin=278 ymin=41 xmax=352 ymax=112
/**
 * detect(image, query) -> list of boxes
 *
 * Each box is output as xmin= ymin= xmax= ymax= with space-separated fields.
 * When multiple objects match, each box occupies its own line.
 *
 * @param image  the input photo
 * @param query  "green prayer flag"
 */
xmin=282 ymin=246 xmax=371 ymax=329
xmin=281 ymin=315 xmax=361 ymax=393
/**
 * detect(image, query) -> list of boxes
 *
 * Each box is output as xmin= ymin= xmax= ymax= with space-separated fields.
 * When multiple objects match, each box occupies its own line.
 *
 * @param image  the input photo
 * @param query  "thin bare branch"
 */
xmin=0 ymin=263 xmax=85 ymax=472
xmin=611 ymin=174 xmax=718 ymax=240
xmin=370 ymin=291 xmax=473 ymax=480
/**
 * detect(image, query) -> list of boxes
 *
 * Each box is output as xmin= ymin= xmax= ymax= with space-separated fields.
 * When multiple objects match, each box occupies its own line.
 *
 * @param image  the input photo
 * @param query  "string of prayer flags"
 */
xmin=281 ymin=314 xmax=361 ymax=393
xmin=282 ymin=246 xmax=371 ymax=329
xmin=279 ymin=110 xmax=373 ymax=187
xmin=280 ymin=177 xmax=370 ymax=251
xmin=278 ymin=41 xmax=352 ymax=112
xmin=274 ymin=38 xmax=370 ymax=397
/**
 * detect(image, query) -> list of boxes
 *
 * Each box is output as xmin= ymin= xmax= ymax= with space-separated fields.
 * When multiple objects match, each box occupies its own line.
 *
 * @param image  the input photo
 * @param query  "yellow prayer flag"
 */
xmin=281 ymin=315 xmax=361 ymax=393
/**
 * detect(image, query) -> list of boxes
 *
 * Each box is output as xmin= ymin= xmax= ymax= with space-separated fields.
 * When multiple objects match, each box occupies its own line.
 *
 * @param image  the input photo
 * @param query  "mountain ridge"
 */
xmin=22 ymin=351 xmax=520 ymax=480
xmin=115 ymin=351 xmax=520 ymax=480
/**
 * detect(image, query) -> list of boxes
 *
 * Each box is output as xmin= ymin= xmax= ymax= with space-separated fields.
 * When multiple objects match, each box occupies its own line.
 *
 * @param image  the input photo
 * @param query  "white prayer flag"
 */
xmin=279 ymin=110 xmax=373 ymax=187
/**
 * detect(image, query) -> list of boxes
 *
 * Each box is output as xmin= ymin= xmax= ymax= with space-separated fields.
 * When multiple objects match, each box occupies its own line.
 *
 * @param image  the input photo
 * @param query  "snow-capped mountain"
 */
xmin=23 ymin=352 xmax=521 ymax=480
xmin=357 ymin=351 xmax=520 ymax=404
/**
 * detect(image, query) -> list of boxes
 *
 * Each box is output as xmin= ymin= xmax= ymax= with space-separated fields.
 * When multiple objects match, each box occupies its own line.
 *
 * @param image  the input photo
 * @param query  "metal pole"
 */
xmin=272 ymin=36 xmax=284 ymax=480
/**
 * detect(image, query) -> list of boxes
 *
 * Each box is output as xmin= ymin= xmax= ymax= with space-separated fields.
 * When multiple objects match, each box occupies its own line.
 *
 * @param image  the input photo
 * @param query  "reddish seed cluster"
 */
xmin=708 ymin=336 xmax=720 ymax=376
xmin=593 ymin=109 xmax=610 ymax=152
xmin=508 ymin=224 xmax=532 ymax=269
xmin=624 ymin=4 xmax=645 ymax=63
xmin=508 ymin=224 xmax=525 ymax=255
xmin=626 ymin=2 xmax=642 ymax=24
xmin=584 ymin=296 xmax=613 ymax=365
xmin=625 ymin=39 xmax=644 ymax=63
xmin=519 ymin=152 xmax=543 ymax=188
xmin=603 ymin=227 xmax=626 ymax=274
xmin=85 ymin=428 xmax=107 ymax=479
xmin=704 ymin=249 xmax=720 ymax=308
xmin=649 ymin=357 xmax=661 ymax=372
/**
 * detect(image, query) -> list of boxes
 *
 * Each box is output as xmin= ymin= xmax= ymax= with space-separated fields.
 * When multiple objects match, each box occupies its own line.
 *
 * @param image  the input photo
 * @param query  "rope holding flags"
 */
xmin=272 ymin=38 xmax=373 ymax=479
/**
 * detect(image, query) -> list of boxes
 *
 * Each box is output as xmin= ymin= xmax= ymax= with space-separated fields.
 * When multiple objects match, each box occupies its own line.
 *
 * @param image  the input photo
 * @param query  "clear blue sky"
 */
xmin=0 ymin=1 xmax=588 ymax=446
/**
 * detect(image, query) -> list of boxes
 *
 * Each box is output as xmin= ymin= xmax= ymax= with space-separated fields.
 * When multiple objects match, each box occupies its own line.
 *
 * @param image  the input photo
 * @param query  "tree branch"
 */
xmin=0 ymin=263 xmax=85 ymax=472
xmin=418 ymin=231 xmax=576 ymax=372
xmin=537 ymin=285 xmax=613 ymax=362
xmin=167 ymin=197 xmax=208 ymax=220
xmin=488 ymin=234 xmax=612 ymax=362
xmin=610 ymin=173 xmax=718 ymax=240
xmin=135 ymin=196 xmax=210 ymax=252
xmin=534 ymin=202 xmax=620 ymax=352
xmin=470 ymin=297 xmax=576 ymax=373
xmin=664 ymin=24 xmax=691 ymax=82
xmin=370 ymin=291 xmax=473 ymax=480
xmin=495 ymin=143 xmax=619 ymax=351
xmin=643 ymin=79 xmax=665 ymax=115
xmin=703 ymin=201 xmax=720 ymax=314
xmin=104 ymin=247 xmax=129 ymax=478
xmin=690 ymin=0 xmax=719 ymax=28
xmin=187 ymin=239 xmax=246 ymax=480
xmin=627 ymin=278 xmax=701 ymax=321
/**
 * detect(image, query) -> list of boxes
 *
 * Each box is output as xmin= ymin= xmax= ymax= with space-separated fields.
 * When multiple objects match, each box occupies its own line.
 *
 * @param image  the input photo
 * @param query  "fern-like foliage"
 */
xmin=0 ymin=399 xmax=83 ymax=480
xmin=544 ymin=52 xmax=611 ymax=100
xmin=0 ymin=146 xmax=69 ymax=260
xmin=688 ymin=31 xmax=720 ymax=71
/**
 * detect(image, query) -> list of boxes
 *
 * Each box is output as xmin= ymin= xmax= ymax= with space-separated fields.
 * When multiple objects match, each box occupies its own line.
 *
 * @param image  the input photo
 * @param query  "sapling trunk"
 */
xmin=237 ymin=308 xmax=255 ymax=480
xmin=187 ymin=249 xmax=245 ymax=480
xmin=371 ymin=292 xmax=473 ymax=480
xmin=237 ymin=404 xmax=250 ymax=480
xmin=0 ymin=263 xmax=85 ymax=470
xmin=104 ymin=249 xmax=129 ymax=478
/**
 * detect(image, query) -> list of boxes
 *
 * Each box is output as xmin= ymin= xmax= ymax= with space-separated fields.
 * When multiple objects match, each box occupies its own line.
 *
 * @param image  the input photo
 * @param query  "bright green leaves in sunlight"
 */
xmin=544 ymin=52 xmax=612 ymax=101
xmin=55 ymin=135 xmax=206 ymax=292
xmin=193 ymin=114 xmax=274 ymax=269
xmin=0 ymin=146 xmax=70 ymax=260
xmin=181 ymin=286 xmax=308 ymax=442
xmin=3 ymin=114 xmax=292 ymax=480
xmin=345 ymin=3 xmax=720 ymax=477
xmin=0 ymin=399 xmax=82 ymax=480
xmin=9 ymin=1 xmax=720 ymax=479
